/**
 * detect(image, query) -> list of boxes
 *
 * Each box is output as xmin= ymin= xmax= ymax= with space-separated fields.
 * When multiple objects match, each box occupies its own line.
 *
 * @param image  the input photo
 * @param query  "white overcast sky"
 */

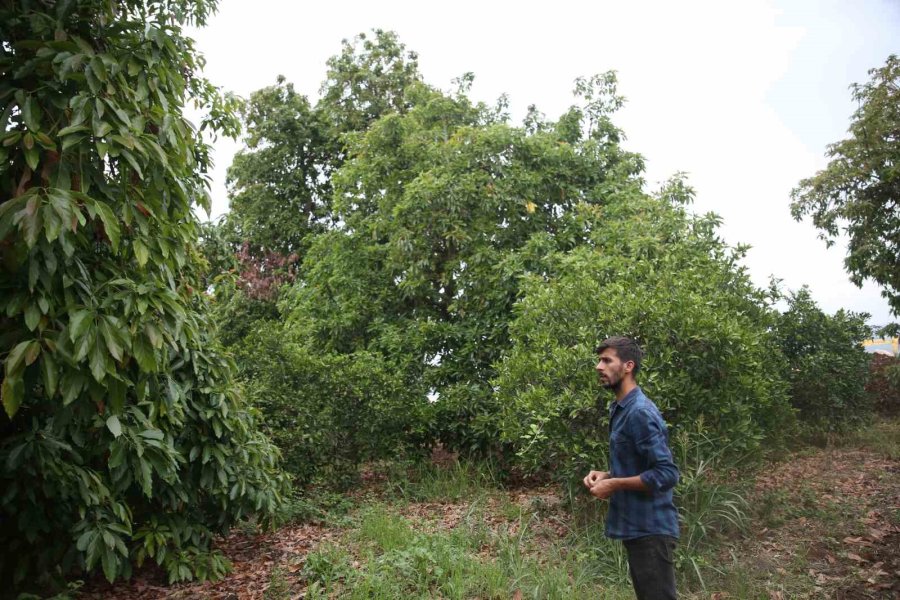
xmin=188 ymin=0 xmax=900 ymax=325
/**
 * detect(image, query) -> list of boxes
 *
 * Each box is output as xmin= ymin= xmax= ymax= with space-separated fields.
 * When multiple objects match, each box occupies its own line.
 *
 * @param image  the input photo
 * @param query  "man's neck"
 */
xmin=615 ymin=379 xmax=637 ymax=403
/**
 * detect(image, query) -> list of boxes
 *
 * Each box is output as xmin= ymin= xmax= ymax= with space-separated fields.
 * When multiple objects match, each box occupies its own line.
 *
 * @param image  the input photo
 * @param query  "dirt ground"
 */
xmin=728 ymin=448 xmax=900 ymax=599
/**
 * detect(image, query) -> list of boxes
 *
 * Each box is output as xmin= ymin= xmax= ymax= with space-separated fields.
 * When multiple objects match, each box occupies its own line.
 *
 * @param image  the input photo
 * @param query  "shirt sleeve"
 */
xmin=631 ymin=408 xmax=680 ymax=493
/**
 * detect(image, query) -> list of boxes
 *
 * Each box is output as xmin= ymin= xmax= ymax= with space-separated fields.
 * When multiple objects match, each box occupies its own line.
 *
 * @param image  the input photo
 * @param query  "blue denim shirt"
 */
xmin=605 ymin=386 xmax=680 ymax=540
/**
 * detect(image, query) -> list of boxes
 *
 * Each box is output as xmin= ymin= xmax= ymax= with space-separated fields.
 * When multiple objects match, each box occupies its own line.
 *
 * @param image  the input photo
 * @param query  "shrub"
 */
xmin=495 ymin=191 xmax=793 ymax=484
xmin=232 ymin=324 xmax=431 ymax=487
xmin=773 ymin=288 xmax=873 ymax=430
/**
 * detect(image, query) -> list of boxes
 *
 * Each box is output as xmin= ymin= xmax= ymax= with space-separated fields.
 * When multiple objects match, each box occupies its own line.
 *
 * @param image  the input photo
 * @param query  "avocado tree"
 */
xmin=791 ymin=55 xmax=900 ymax=315
xmin=280 ymin=72 xmax=654 ymax=459
xmin=0 ymin=0 xmax=287 ymax=590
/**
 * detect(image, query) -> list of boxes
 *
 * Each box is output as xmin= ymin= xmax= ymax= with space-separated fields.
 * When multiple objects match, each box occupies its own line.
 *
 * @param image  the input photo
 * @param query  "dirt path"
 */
xmin=80 ymin=444 xmax=900 ymax=599
xmin=714 ymin=447 xmax=900 ymax=599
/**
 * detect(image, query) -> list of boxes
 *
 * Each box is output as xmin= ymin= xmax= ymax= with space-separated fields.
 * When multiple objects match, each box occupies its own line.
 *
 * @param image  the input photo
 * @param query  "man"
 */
xmin=583 ymin=336 xmax=679 ymax=600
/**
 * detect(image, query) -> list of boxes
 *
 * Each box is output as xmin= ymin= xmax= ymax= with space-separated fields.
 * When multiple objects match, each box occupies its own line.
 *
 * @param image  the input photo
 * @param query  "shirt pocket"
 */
xmin=609 ymin=431 xmax=634 ymax=452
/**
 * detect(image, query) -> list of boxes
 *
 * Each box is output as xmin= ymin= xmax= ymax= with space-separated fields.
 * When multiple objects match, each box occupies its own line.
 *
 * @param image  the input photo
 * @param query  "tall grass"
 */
xmin=833 ymin=417 xmax=900 ymax=459
xmin=384 ymin=458 xmax=500 ymax=502
xmin=671 ymin=424 xmax=752 ymax=589
xmin=296 ymin=429 xmax=767 ymax=597
xmin=302 ymin=502 xmax=636 ymax=599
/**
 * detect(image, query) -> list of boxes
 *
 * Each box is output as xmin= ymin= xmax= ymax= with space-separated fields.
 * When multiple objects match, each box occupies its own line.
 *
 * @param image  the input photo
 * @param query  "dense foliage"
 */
xmin=231 ymin=324 xmax=429 ymax=487
xmin=205 ymin=34 xmax=821 ymax=489
xmin=0 ymin=0 xmax=287 ymax=591
xmin=791 ymin=55 xmax=900 ymax=315
xmin=495 ymin=184 xmax=793 ymax=482
xmin=772 ymin=288 xmax=872 ymax=430
xmin=193 ymin=33 xmax=878 ymax=525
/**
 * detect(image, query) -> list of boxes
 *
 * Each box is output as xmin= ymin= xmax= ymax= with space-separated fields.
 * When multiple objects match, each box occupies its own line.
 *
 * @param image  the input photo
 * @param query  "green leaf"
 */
xmin=93 ymin=201 xmax=120 ymax=250
xmin=76 ymin=530 xmax=94 ymax=552
xmin=69 ymin=309 xmax=93 ymax=342
xmin=35 ymin=132 xmax=56 ymax=150
xmin=93 ymin=121 xmax=112 ymax=138
xmin=106 ymin=415 xmax=122 ymax=438
xmin=1 ymin=375 xmax=24 ymax=418
xmin=61 ymin=370 xmax=85 ymax=405
xmin=144 ymin=322 xmax=163 ymax=348
xmin=24 ymin=303 xmax=41 ymax=331
xmin=90 ymin=340 xmax=108 ymax=381
xmin=108 ymin=376 xmax=125 ymax=414
xmin=5 ymin=340 xmax=32 ymax=376
xmin=90 ymin=56 xmax=107 ymax=82
xmin=22 ymin=96 xmax=40 ymax=131
xmin=42 ymin=206 xmax=62 ymax=242
xmin=132 ymin=335 xmax=156 ymax=372
xmin=133 ymin=239 xmax=148 ymax=267
xmin=119 ymin=149 xmax=143 ymax=179
xmin=0 ymin=100 xmax=13 ymax=131
xmin=108 ymin=441 xmax=126 ymax=469
xmin=0 ymin=195 xmax=26 ymax=239
xmin=58 ymin=124 xmax=90 ymax=136
xmin=2 ymin=131 xmax=21 ymax=146
xmin=138 ymin=457 xmax=152 ymax=496
xmin=101 ymin=546 xmax=117 ymax=582
xmin=24 ymin=340 xmax=41 ymax=366
xmin=100 ymin=320 xmax=123 ymax=362
xmin=139 ymin=429 xmax=164 ymax=441
xmin=24 ymin=144 xmax=40 ymax=171
xmin=106 ymin=100 xmax=132 ymax=129
xmin=19 ymin=194 xmax=43 ymax=249
xmin=41 ymin=351 xmax=58 ymax=397
xmin=61 ymin=133 xmax=87 ymax=150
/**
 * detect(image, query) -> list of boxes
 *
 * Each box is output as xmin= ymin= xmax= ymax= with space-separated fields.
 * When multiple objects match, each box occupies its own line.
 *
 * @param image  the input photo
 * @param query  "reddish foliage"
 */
xmin=235 ymin=242 xmax=300 ymax=301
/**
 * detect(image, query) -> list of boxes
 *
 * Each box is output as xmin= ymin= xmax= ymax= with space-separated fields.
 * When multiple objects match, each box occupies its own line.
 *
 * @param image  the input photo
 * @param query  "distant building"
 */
xmin=862 ymin=337 xmax=899 ymax=356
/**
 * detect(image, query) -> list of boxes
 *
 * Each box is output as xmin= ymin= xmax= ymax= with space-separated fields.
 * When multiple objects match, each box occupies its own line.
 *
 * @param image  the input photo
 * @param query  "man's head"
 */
xmin=595 ymin=336 xmax=642 ymax=391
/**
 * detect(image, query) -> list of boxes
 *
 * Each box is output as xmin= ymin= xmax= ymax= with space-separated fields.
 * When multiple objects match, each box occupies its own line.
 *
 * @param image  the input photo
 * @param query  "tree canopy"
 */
xmin=206 ymin=37 xmax=806 ymax=486
xmin=791 ymin=55 xmax=900 ymax=315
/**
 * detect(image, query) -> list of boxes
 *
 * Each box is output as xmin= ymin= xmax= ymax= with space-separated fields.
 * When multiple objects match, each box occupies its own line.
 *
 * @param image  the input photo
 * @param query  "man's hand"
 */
xmin=583 ymin=470 xmax=610 ymax=489
xmin=589 ymin=478 xmax=619 ymax=500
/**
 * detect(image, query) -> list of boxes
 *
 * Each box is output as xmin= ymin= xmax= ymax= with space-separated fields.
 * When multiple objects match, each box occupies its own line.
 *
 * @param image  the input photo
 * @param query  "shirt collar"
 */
xmin=609 ymin=386 xmax=641 ymax=413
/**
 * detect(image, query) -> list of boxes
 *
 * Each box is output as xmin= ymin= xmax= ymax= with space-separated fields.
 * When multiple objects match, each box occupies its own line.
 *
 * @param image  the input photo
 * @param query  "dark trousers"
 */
xmin=622 ymin=535 xmax=677 ymax=600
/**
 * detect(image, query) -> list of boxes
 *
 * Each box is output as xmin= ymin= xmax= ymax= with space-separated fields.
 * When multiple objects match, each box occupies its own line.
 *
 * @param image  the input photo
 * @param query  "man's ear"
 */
xmin=623 ymin=360 xmax=635 ymax=375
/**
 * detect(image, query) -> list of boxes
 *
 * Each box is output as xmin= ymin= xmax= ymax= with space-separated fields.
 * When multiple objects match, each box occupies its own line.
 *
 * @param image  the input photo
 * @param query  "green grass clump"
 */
xmin=385 ymin=459 xmax=500 ymax=503
xmin=301 ymin=502 xmax=636 ymax=599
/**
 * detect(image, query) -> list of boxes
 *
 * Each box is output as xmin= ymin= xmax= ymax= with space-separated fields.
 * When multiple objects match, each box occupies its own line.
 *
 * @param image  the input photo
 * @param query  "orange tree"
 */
xmin=773 ymin=288 xmax=873 ymax=430
xmin=0 ymin=0 xmax=287 ymax=592
xmin=495 ymin=182 xmax=793 ymax=483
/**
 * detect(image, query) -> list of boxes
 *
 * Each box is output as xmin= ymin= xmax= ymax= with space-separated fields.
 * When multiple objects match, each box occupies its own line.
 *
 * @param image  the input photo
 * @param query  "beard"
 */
xmin=600 ymin=372 xmax=623 ymax=392
xmin=602 ymin=379 xmax=623 ymax=393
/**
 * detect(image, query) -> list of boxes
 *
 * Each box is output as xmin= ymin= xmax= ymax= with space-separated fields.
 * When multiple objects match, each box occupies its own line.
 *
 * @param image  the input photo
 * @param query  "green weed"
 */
xmin=314 ymin=500 xmax=637 ymax=599
xmin=263 ymin=565 xmax=292 ymax=600
xmin=840 ymin=418 xmax=900 ymax=459
xmin=385 ymin=459 xmax=499 ymax=502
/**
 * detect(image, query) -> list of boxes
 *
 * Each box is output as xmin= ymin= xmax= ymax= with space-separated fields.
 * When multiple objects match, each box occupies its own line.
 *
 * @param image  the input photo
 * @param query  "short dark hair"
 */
xmin=596 ymin=336 xmax=643 ymax=375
